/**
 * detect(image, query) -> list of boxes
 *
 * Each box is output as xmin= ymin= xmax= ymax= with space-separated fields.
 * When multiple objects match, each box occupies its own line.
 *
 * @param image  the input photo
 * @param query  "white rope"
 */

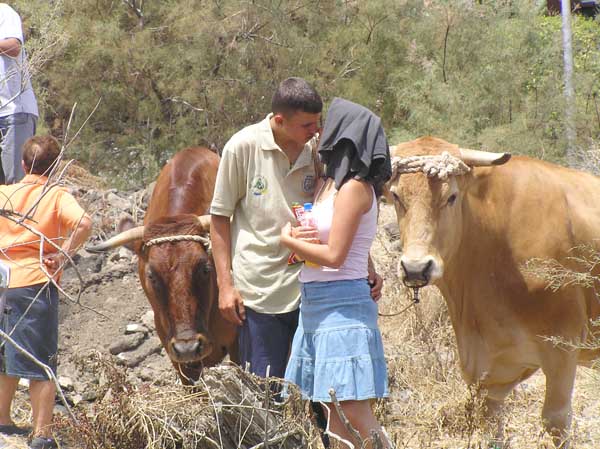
xmin=392 ymin=151 xmax=470 ymax=180
xmin=144 ymin=234 xmax=211 ymax=250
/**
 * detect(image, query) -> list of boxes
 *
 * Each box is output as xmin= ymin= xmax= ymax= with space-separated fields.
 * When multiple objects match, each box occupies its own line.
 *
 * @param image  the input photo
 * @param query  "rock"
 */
xmin=383 ymin=221 xmax=400 ymax=241
xmin=105 ymin=192 xmax=131 ymax=211
xmin=141 ymin=310 xmax=155 ymax=330
xmin=116 ymin=336 xmax=162 ymax=368
xmin=70 ymin=393 xmax=84 ymax=406
xmin=58 ymin=376 xmax=74 ymax=391
xmin=54 ymin=404 xmax=70 ymax=416
xmin=82 ymin=390 xmax=98 ymax=401
xmin=108 ymin=333 xmax=146 ymax=355
xmin=125 ymin=323 xmax=149 ymax=335
xmin=109 ymin=247 xmax=133 ymax=263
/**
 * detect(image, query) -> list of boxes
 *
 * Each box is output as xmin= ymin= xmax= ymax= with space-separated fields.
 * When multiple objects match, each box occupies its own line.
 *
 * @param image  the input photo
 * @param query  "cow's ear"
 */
xmin=117 ymin=216 xmax=143 ymax=255
xmin=380 ymin=182 xmax=394 ymax=204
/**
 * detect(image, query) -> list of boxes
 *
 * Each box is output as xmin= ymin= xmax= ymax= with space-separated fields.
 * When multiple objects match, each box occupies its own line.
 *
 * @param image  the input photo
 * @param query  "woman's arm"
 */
xmin=281 ymin=179 xmax=372 ymax=268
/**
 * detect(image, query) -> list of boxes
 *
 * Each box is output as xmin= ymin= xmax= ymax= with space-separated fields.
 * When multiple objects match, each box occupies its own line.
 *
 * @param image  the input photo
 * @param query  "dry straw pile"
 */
xmin=56 ymin=354 xmax=320 ymax=449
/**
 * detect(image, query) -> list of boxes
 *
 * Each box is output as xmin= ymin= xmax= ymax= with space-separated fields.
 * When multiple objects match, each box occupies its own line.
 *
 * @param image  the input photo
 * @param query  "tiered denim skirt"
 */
xmin=284 ymin=278 xmax=388 ymax=402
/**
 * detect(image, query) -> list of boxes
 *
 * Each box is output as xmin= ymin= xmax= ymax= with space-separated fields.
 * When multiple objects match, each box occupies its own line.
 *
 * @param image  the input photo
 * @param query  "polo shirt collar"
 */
xmin=257 ymin=113 xmax=313 ymax=169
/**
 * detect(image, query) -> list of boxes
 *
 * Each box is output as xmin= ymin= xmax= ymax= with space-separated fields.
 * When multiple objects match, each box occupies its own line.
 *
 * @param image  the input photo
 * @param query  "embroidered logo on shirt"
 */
xmin=251 ymin=175 xmax=268 ymax=196
xmin=302 ymin=174 xmax=315 ymax=193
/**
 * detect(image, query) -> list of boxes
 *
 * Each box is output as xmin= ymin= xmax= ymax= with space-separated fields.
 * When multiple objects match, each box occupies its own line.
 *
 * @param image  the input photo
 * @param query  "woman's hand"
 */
xmin=292 ymin=225 xmax=319 ymax=243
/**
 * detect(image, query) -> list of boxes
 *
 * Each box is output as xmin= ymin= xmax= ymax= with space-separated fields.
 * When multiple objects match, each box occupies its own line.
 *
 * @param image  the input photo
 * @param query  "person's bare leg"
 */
xmin=324 ymin=399 xmax=391 ymax=449
xmin=322 ymin=402 xmax=355 ymax=448
xmin=0 ymin=374 xmax=19 ymax=426
xmin=29 ymin=379 xmax=55 ymax=438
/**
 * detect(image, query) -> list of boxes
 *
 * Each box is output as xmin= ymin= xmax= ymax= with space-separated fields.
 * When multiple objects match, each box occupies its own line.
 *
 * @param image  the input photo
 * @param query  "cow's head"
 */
xmin=87 ymin=214 xmax=216 ymax=364
xmin=385 ymin=137 xmax=510 ymax=289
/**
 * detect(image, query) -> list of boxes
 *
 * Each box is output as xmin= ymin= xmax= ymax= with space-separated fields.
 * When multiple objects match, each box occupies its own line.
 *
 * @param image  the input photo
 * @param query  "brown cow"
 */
xmin=88 ymin=147 xmax=237 ymax=382
xmin=386 ymin=136 xmax=600 ymax=446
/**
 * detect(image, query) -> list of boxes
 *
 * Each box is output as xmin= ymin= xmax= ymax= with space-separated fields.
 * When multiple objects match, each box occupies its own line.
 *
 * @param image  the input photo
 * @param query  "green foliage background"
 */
xmin=13 ymin=0 xmax=600 ymax=188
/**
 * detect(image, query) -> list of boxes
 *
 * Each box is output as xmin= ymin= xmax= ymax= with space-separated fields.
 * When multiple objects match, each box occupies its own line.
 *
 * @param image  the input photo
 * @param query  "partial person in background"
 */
xmin=0 ymin=3 xmax=38 ymax=184
xmin=0 ymin=135 xmax=92 ymax=449
xmin=280 ymin=98 xmax=392 ymax=448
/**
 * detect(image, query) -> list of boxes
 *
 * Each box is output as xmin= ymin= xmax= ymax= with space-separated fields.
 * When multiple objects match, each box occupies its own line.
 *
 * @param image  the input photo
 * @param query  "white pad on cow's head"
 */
xmin=391 ymin=152 xmax=471 ymax=180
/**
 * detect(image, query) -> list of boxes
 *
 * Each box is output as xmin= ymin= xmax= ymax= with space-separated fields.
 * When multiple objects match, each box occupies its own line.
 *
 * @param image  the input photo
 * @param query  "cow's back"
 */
xmin=449 ymin=155 xmax=600 ymax=365
xmin=145 ymin=147 xmax=219 ymax=222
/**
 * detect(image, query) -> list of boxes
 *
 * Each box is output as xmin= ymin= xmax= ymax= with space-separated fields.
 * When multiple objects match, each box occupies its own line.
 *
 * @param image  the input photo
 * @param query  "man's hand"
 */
xmin=43 ymin=252 xmax=67 ymax=276
xmin=218 ymin=286 xmax=246 ymax=326
xmin=368 ymin=269 xmax=383 ymax=302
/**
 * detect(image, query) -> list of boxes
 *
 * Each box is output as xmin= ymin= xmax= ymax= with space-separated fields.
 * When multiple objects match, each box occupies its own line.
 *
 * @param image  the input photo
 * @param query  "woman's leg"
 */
xmin=323 ymin=400 xmax=390 ymax=449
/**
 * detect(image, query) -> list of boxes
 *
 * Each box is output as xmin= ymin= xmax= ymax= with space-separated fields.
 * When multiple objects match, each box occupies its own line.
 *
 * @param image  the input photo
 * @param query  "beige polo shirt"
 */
xmin=210 ymin=114 xmax=317 ymax=314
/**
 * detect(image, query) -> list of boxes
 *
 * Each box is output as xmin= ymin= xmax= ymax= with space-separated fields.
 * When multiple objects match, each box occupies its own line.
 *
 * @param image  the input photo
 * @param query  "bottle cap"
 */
xmin=303 ymin=202 xmax=313 ymax=211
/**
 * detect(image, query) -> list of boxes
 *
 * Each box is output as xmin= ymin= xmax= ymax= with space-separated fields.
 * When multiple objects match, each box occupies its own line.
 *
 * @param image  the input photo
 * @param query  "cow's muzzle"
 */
xmin=169 ymin=334 xmax=211 ymax=363
xmin=400 ymin=256 xmax=435 ymax=288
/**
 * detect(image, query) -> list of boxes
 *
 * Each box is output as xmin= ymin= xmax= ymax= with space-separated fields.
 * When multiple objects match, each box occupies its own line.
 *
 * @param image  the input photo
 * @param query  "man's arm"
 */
xmin=368 ymin=253 xmax=383 ymax=302
xmin=211 ymin=214 xmax=245 ymax=326
xmin=43 ymin=215 xmax=93 ymax=275
xmin=0 ymin=38 xmax=21 ymax=58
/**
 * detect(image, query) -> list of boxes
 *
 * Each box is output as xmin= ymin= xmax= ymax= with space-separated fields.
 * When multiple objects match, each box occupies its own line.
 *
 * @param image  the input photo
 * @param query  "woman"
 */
xmin=280 ymin=97 xmax=392 ymax=448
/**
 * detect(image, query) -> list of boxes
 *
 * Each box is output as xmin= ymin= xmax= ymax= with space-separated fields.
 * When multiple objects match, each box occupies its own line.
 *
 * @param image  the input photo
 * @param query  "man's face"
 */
xmin=276 ymin=111 xmax=321 ymax=148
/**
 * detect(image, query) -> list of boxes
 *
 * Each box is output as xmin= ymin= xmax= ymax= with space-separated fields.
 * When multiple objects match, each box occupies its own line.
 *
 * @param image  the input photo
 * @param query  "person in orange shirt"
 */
xmin=0 ymin=135 xmax=92 ymax=449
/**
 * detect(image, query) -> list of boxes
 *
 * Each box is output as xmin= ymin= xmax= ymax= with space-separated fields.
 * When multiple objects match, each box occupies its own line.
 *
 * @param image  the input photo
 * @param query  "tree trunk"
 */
xmin=561 ymin=0 xmax=577 ymax=165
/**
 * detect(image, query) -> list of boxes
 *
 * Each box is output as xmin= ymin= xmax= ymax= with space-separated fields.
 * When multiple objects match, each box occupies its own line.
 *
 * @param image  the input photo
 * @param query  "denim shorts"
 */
xmin=284 ymin=278 xmax=388 ymax=402
xmin=0 ymin=283 xmax=58 ymax=380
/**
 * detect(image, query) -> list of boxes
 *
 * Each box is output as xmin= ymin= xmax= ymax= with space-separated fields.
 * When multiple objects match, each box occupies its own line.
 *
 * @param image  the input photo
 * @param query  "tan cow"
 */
xmin=386 ymin=136 xmax=600 ymax=446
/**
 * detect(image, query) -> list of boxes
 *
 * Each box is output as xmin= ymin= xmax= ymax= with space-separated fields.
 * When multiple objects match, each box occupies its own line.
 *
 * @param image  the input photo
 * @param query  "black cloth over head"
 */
xmin=317 ymin=97 xmax=392 ymax=196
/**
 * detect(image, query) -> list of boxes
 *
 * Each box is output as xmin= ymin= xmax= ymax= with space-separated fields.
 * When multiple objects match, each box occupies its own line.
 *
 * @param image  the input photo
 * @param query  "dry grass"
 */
xmin=52 ymin=354 xmax=319 ymax=449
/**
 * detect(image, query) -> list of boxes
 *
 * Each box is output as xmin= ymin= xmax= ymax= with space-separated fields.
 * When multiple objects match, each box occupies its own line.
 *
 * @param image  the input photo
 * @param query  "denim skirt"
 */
xmin=284 ymin=278 xmax=388 ymax=402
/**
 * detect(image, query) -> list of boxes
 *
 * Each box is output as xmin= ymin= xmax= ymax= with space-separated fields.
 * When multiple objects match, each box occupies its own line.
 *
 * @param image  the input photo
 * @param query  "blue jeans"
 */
xmin=238 ymin=307 xmax=299 ymax=378
xmin=0 ymin=112 xmax=37 ymax=184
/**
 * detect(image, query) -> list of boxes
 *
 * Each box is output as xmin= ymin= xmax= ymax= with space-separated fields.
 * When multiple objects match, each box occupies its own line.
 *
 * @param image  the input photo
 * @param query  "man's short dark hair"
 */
xmin=272 ymin=77 xmax=323 ymax=116
xmin=22 ymin=135 xmax=61 ymax=175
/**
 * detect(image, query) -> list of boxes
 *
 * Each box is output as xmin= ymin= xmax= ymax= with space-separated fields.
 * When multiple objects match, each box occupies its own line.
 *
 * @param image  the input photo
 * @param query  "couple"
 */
xmin=210 ymin=78 xmax=392 ymax=448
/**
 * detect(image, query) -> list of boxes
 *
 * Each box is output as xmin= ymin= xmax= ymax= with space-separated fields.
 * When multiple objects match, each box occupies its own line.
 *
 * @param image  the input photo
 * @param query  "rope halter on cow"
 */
xmin=144 ymin=234 xmax=212 ymax=253
xmin=391 ymin=151 xmax=471 ymax=180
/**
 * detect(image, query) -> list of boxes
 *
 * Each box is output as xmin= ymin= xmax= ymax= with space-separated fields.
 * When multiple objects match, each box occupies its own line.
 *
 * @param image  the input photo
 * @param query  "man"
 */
xmin=210 ymin=78 xmax=383 ymax=380
xmin=0 ymin=3 xmax=38 ymax=184
xmin=0 ymin=135 xmax=92 ymax=449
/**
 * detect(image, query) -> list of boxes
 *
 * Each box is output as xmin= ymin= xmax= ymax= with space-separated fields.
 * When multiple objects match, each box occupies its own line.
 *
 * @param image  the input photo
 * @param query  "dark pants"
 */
xmin=238 ymin=307 xmax=329 ymax=447
xmin=238 ymin=307 xmax=299 ymax=378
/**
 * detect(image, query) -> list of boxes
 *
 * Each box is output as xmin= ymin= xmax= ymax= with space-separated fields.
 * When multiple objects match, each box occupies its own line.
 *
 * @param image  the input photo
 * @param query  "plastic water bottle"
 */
xmin=300 ymin=203 xmax=319 ymax=267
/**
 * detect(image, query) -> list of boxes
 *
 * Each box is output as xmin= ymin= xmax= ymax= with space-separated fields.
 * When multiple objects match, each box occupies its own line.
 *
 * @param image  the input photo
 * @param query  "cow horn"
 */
xmin=459 ymin=148 xmax=511 ymax=166
xmin=196 ymin=215 xmax=211 ymax=232
xmin=85 ymin=226 xmax=145 ymax=253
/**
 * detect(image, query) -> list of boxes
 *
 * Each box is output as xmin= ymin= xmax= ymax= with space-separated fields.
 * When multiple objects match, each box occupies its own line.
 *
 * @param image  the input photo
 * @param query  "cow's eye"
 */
xmin=447 ymin=194 xmax=457 ymax=206
xmin=196 ymin=261 xmax=213 ymax=276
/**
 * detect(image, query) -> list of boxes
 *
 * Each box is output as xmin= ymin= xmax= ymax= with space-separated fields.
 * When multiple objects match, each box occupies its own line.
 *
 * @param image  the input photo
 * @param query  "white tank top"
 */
xmin=299 ymin=185 xmax=377 ymax=283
